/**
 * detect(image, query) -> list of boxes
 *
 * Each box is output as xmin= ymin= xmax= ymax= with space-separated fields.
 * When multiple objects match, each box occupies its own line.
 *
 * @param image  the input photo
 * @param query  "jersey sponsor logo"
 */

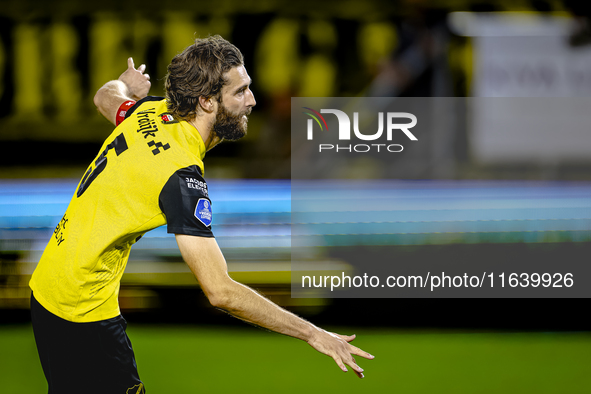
xmin=194 ymin=198 xmax=212 ymax=227
xmin=185 ymin=177 xmax=208 ymax=195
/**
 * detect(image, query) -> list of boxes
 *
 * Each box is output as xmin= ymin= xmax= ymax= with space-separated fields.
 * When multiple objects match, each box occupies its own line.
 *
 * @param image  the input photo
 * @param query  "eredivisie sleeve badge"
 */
xmin=194 ymin=198 xmax=212 ymax=227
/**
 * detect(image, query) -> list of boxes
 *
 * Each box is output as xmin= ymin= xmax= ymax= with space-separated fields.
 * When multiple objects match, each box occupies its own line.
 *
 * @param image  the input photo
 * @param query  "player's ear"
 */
xmin=198 ymin=96 xmax=215 ymax=113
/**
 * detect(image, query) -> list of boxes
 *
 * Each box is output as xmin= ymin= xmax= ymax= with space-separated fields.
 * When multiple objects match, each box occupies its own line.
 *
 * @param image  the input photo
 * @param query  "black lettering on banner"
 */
xmin=77 ymin=133 xmax=129 ymax=197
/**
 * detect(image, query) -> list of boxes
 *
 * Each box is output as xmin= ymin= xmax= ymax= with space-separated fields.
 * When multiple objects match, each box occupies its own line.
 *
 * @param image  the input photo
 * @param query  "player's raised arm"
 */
xmin=94 ymin=57 xmax=151 ymax=125
xmin=175 ymin=234 xmax=375 ymax=378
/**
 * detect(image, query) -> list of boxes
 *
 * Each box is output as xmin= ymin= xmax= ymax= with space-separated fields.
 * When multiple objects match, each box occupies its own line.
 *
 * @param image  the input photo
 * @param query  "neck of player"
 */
xmin=188 ymin=114 xmax=222 ymax=152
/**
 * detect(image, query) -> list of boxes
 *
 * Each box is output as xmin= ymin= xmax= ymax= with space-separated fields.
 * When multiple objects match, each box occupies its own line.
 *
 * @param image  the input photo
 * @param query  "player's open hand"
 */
xmin=307 ymin=328 xmax=374 ymax=378
xmin=118 ymin=57 xmax=151 ymax=100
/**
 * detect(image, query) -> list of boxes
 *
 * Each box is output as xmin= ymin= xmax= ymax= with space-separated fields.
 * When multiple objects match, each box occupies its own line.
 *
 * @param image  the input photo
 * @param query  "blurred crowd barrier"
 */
xmin=0 ymin=178 xmax=295 ymax=310
xmin=2 ymin=178 xmax=590 ymax=308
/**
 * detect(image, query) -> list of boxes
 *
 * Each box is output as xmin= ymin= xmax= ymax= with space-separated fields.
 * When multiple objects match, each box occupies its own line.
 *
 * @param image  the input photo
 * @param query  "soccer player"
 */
xmin=29 ymin=35 xmax=373 ymax=393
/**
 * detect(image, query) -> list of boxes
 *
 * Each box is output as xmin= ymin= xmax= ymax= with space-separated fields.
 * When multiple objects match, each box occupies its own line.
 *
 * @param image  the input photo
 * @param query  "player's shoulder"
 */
xmin=120 ymin=96 xmax=205 ymax=177
xmin=124 ymin=96 xmax=166 ymax=120
xmin=173 ymin=164 xmax=205 ymax=180
xmin=162 ymin=164 xmax=207 ymax=195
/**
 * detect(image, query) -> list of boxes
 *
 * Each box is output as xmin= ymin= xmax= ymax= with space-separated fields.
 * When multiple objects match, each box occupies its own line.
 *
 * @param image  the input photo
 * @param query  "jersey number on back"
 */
xmin=77 ymin=133 xmax=129 ymax=198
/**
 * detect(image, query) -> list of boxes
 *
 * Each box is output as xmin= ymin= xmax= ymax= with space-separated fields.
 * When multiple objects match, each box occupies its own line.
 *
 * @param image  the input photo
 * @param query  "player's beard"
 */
xmin=212 ymin=103 xmax=251 ymax=141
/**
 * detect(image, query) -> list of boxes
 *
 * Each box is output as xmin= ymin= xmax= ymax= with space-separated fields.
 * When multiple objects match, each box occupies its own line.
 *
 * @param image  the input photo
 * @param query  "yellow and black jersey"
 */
xmin=30 ymin=97 xmax=213 ymax=323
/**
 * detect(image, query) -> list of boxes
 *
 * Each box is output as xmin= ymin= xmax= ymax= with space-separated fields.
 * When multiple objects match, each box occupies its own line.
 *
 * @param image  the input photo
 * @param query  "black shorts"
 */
xmin=30 ymin=293 xmax=145 ymax=394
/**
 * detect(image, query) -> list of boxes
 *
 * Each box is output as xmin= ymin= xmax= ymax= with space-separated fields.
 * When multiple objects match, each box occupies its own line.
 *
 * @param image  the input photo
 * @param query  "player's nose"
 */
xmin=246 ymin=88 xmax=256 ymax=108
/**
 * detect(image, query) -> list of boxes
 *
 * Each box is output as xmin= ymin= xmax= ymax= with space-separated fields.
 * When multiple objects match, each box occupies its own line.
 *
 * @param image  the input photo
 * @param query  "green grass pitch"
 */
xmin=1 ymin=324 xmax=590 ymax=393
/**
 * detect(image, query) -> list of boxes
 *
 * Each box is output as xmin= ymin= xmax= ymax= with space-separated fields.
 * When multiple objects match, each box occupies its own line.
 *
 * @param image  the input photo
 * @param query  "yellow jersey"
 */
xmin=30 ymin=97 xmax=214 ymax=322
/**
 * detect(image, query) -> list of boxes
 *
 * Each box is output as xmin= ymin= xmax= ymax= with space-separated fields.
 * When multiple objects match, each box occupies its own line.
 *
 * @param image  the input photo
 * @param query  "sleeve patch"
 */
xmin=194 ymin=198 xmax=213 ymax=226
xmin=159 ymin=165 xmax=214 ymax=237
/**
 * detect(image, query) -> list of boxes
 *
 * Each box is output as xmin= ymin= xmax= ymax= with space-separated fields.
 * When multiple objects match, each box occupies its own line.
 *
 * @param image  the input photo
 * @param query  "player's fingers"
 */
xmin=144 ymin=73 xmax=150 ymax=80
xmin=127 ymin=57 xmax=135 ymax=70
xmin=138 ymin=64 xmax=146 ymax=73
xmin=344 ymin=357 xmax=364 ymax=375
xmin=338 ymin=334 xmax=356 ymax=342
xmin=351 ymin=358 xmax=364 ymax=379
xmin=349 ymin=344 xmax=375 ymax=360
xmin=334 ymin=357 xmax=348 ymax=373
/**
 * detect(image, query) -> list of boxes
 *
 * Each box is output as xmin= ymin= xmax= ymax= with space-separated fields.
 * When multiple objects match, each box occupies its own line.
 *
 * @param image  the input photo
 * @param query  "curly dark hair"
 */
xmin=164 ymin=35 xmax=244 ymax=120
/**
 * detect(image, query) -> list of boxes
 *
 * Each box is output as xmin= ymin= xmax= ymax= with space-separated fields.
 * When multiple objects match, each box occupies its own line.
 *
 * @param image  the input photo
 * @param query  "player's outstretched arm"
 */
xmin=176 ymin=234 xmax=375 ymax=378
xmin=94 ymin=57 xmax=151 ymax=125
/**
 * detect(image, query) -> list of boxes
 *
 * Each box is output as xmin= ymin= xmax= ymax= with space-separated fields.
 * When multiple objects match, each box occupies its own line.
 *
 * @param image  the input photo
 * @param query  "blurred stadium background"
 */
xmin=1 ymin=0 xmax=590 ymax=392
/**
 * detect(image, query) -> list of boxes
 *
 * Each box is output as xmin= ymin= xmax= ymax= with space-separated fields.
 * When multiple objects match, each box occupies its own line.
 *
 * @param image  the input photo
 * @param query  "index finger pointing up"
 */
xmin=127 ymin=57 xmax=135 ymax=70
